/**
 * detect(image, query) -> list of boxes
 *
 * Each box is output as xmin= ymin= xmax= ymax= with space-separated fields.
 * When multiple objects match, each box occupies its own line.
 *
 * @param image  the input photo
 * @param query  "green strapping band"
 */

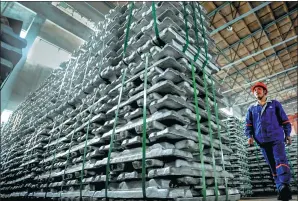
xmin=123 ymin=2 xmax=134 ymax=59
xmin=41 ymin=61 xmax=73 ymax=176
xmin=190 ymin=62 xmax=207 ymax=200
xmin=197 ymin=3 xmax=219 ymax=200
xmin=152 ymin=2 xmax=160 ymax=39
xmin=105 ymin=68 xmax=128 ymax=198
xmin=191 ymin=3 xmax=200 ymax=62
xmin=45 ymin=57 xmax=80 ymax=198
xmin=141 ymin=53 xmax=149 ymax=198
xmin=211 ymin=79 xmax=229 ymax=201
xmin=105 ymin=2 xmax=134 ymax=198
xmin=60 ymin=102 xmax=86 ymax=198
xmin=181 ymin=3 xmax=207 ymax=199
xmin=62 ymin=53 xmax=95 ymax=198
xmin=79 ymin=121 xmax=90 ymax=200
xmin=182 ymin=2 xmax=189 ymax=53
xmin=189 ymin=2 xmax=207 ymax=200
xmin=44 ymin=122 xmax=65 ymax=198
xmin=78 ymin=90 xmax=99 ymax=200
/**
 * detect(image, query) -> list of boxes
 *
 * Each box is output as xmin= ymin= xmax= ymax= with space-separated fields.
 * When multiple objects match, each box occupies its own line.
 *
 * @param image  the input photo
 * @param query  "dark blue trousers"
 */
xmin=259 ymin=140 xmax=291 ymax=190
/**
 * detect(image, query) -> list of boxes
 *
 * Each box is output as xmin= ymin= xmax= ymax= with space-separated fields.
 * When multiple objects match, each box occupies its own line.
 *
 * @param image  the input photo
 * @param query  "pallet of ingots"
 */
xmin=221 ymin=117 xmax=252 ymax=197
xmin=0 ymin=30 xmax=101 ymax=195
xmin=1 ymin=2 xmax=241 ymax=201
xmin=0 ymin=99 xmax=38 ymax=197
xmin=36 ymin=1 xmax=234 ymax=200
xmin=247 ymin=136 xmax=297 ymax=195
xmin=286 ymin=135 xmax=297 ymax=193
xmin=247 ymin=146 xmax=276 ymax=195
xmin=0 ymin=63 xmax=85 ymax=198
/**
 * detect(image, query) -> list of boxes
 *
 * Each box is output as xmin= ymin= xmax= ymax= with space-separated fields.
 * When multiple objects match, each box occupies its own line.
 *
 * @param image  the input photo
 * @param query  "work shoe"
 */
xmin=278 ymin=184 xmax=292 ymax=201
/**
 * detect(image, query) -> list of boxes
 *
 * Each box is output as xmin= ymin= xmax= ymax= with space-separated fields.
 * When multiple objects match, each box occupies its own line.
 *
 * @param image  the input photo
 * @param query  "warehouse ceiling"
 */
xmin=202 ymin=1 xmax=298 ymax=116
xmin=2 ymin=1 xmax=297 ymax=117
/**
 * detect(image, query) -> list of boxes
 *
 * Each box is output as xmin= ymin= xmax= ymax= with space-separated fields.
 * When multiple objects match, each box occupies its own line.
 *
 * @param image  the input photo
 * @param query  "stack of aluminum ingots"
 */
xmin=247 ymin=132 xmax=297 ymax=195
xmin=286 ymin=135 xmax=297 ymax=193
xmin=221 ymin=117 xmax=252 ymax=197
xmin=0 ymin=2 xmax=241 ymax=201
xmin=247 ymin=145 xmax=276 ymax=194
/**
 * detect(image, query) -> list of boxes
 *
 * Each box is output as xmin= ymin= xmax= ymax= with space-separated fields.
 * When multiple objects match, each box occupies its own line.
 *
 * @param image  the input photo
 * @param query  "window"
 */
xmin=27 ymin=37 xmax=71 ymax=69
xmin=1 ymin=109 xmax=13 ymax=124
xmin=20 ymin=29 xmax=27 ymax=38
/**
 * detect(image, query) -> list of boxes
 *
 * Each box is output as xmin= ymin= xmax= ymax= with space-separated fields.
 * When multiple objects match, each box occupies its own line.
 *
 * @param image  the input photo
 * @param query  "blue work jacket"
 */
xmin=245 ymin=99 xmax=291 ymax=144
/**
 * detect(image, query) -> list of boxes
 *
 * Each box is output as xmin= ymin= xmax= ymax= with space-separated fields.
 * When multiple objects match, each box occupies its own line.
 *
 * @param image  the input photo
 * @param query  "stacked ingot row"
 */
xmin=221 ymin=117 xmax=252 ymax=197
xmin=286 ymin=135 xmax=297 ymax=193
xmin=1 ymin=2 xmax=241 ymax=200
xmin=247 ymin=144 xmax=276 ymax=194
xmin=247 ymin=134 xmax=297 ymax=195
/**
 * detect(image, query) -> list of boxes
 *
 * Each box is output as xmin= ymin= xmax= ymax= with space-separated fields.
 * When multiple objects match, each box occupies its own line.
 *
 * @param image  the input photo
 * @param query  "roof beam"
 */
xmin=219 ymin=43 xmax=297 ymax=82
xmin=221 ymin=7 xmax=298 ymax=52
xmin=65 ymin=2 xmax=105 ymax=23
xmin=222 ymin=65 xmax=298 ymax=94
xmin=282 ymin=97 xmax=298 ymax=105
xmin=104 ymin=2 xmax=116 ymax=9
xmin=210 ymin=2 xmax=271 ymax=35
xmin=221 ymin=35 xmax=298 ymax=70
xmin=207 ymin=2 xmax=230 ymax=17
xmin=17 ymin=2 xmax=93 ymax=41
xmin=85 ymin=2 xmax=111 ymax=15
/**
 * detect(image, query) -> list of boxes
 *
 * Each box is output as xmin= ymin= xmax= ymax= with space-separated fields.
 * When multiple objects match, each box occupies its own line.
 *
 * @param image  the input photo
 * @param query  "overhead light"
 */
xmin=227 ymin=26 xmax=233 ymax=32
xmin=20 ymin=29 xmax=27 ymax=38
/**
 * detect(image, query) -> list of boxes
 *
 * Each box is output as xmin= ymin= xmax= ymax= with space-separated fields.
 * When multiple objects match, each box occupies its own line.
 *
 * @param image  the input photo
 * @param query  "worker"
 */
xmin=244 ymin=82 xmax=292 ymax=200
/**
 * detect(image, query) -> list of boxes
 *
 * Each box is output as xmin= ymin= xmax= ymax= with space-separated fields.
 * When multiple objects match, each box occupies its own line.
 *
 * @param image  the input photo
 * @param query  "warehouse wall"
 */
xmin=5 ymin=62 xmax=52 ymax=111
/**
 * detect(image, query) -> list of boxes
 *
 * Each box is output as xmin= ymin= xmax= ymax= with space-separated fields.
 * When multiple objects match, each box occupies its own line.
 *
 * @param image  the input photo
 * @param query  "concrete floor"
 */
xmin=239 ymin=195 xmax=297 ymax=201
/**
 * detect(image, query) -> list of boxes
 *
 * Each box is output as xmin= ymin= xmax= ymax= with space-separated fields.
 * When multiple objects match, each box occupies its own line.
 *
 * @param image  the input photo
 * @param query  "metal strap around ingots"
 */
xmin=105 ymin=2 xmax=134 ymax=199
xmin=59 ymin=100 xmax=86 ymax=198
xmin=185 ymin=2 xmax=208 ymax=200
xmin=196 ymin=3 xmax=219 ymax=200
xmin=151 ymin=2 xmax=160 ymax=39
xmin=44 ymin=60 xmax=75 ymax=198
xmin=141 ymin=53 xmax=149 ymax=198
xmin=62 ymin=52 xmax=103 ymax=199
xmin=189 ymin=2 xmax=207 ymax=199
xmin=211 ymin=78 xmax=229 ymax=201
xmin=79 ymin=90 xmax=99 ymax=201
xmin=191 ymin=3 xmax=201 ymax=62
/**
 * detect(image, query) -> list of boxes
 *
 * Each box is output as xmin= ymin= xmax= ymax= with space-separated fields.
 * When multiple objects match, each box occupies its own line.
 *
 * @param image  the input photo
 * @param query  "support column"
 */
xmin=1 ymin=14 xmax=45 ymax=113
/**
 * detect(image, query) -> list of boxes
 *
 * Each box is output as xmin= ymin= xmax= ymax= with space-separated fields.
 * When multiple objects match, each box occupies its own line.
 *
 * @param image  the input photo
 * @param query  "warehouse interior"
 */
xmin=0 ymin=1 xmax=297 ymax=201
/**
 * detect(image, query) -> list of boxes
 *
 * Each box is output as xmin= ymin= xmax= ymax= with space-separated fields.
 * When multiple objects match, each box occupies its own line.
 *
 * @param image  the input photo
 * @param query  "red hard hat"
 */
xmin=251 ymin=82 xmax=268 ymax=93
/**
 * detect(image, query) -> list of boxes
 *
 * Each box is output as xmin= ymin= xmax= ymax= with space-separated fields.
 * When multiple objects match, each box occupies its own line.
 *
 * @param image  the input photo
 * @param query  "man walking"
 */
xmin=245 ymin=82 xmax=292 ymax=200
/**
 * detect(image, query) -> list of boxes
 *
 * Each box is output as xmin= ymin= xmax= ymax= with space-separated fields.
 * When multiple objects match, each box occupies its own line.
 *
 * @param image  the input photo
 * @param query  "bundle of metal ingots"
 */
xmin=221 ymin=117 xmax=252 ymax=197
xmin=247 ymin=133 xmax=297 ymax=195
xmin=247 ymin=145 xmax=276 ymax=194
xmin=286 ymin=135 xmax=297 ymax=193
xmin=0 ymin=2 xmax=241 ymax=201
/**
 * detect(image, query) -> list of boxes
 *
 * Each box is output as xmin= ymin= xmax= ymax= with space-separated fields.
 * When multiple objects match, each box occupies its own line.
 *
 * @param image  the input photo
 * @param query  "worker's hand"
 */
xmin=248 ymin=137 xmax=254 ymax=146
xmin=285 ymin=136 xmax=292 ymax=145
